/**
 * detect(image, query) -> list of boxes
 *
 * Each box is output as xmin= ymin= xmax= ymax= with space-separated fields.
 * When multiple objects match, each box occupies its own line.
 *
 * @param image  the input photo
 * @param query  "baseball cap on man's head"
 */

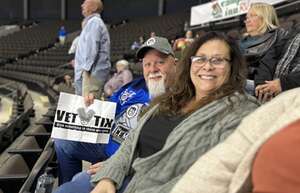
xmin=136 ymin=36 xmax=175 ymax=59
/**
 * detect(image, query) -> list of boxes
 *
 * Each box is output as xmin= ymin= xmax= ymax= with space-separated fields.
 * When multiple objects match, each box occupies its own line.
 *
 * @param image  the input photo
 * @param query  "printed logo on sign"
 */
xmin=212 ymin=2 xmax=223 ymax=18
xmin=146 ymin=37 xmax=156 ymax=46
xmin=120 ymin=89 xmax=136 ymax=105
xmin=240 ymin=0 xmax=251 ymax=12
xmin=77 ymin=107 xmax=95 ymax=125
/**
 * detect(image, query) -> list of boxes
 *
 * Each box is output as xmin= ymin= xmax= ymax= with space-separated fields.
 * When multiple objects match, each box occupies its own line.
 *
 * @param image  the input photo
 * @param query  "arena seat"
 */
xmin=7 ymin=136 xmax=43 ymax=170
xmin=0 ymin=154 xmax=29 ymax=193
xmin=0 ymin=154 xmax=29 ymax=174
xmin=18 ymin=140 xmax=56 ymax=193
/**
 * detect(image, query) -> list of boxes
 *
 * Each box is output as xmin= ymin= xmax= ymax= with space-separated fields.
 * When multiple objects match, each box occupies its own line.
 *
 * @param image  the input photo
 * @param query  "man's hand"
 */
xmin=69 ymin=59 xmax=75 ymax=68
xmin=90 ymin=179 xmax=116 ymax=193
xmin=87 ymin=162 xmax=102 ymax=175
xmin=105 ymin=87 xmax=113 ymax=97
xmin=84 ymin=92 xmax=95 ymax=106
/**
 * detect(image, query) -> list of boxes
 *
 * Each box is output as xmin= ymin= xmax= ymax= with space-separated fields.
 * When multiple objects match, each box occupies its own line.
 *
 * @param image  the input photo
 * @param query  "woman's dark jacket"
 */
xmin=239 ymin=28 xmax=288 ymax=80
xmin=254 ymin=28 xmax=300 ymax=91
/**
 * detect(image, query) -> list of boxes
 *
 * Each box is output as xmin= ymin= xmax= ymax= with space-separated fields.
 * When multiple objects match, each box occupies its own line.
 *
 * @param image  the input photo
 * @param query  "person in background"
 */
xmin=74 ymin=0 xmax=111 ymax=106
xmin=131 ymin=36 xmax=144 ymax=50
xmin=173 ymin=30 xmax=194 ymax=51
xmin=53 ymin=74 xmax=75 ymax=94
xmin=54 ymin=36 xmax=177 ymax=187
xmin=68 ymin=21 xmax=85 ymax=67
xmin=58 ymin=26 xmax=67 ymax=45
xmin=150 ymin=31 xmax=156 ymax=38
xmin=104 ymin=59 xmax=133 ymax=97
xmin=255 ymin=28 xmax=300 ymax=103
xmin=240 ymin=2 xmax=288 ymax=98
xmin=139 ymin=36 xmax=144 ymax=44
xmin=59 ymin=32 xmax=257 ymax=193
xmin=68 ymin=36 xmax=80 ymax=55
xmin=131 ymin=41 xmax=140 ymax=50
xmin=185 ymin=30 xmax=194 ymax=44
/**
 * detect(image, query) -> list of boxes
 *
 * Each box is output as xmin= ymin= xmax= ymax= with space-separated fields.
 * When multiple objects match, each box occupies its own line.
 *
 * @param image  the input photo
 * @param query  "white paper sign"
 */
xmin=51 ymin=92 xmax=116 ymax=144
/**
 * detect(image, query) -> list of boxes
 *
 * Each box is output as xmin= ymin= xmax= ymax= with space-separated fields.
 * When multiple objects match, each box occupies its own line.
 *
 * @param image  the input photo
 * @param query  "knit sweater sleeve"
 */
xmin=90 ymin=106 xmax=156 ymax=189
xmin=90 ymin=127 xmax=137 ymax=189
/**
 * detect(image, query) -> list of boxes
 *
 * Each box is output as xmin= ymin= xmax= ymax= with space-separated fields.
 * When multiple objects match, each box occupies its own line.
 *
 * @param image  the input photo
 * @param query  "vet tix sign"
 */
xmin=51 ymin=92 xmax=116 ymax=143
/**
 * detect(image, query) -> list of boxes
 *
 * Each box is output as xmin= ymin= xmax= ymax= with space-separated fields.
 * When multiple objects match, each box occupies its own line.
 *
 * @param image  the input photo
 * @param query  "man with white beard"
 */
xmin=54 ymin=36 xmax=177 ymax=191
xmin=138 ymin=36 xmax=176 ymax=98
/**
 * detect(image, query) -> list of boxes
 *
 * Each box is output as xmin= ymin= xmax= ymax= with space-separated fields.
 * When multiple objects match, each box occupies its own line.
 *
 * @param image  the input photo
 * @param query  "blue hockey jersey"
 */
xmin=104 ymin=77 xmax=150 ymax=156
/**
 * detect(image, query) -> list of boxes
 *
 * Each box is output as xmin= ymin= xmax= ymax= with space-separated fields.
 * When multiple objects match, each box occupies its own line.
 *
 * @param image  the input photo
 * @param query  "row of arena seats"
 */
xmin=2 ymin=64 xmax=64 ymax=77
xmin=0 ymin=42 xmax=75 ymax=94
xmin=0 ymin=107 xmax=56 ymax=193
xmin=0 ymin=78 xmax=34 ymax=153
xmin=0 ymin=70 xmax=61 ymax=105
xmin=0 ymin=69 xmax=56 ymax=89
xmin=109 ymin=12 xmax=189 ymax=62
xmin=0 ymin=21 xmax=80 ymax=60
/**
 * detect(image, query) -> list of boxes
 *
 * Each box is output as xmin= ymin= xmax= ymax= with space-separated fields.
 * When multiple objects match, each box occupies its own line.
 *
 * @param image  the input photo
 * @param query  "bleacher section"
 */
xmin=0 ymin=21 xmax=80 ymax=60
xmin=0 ymin=77 xmax=56 ymax=193
xmin=0 ymin=44 xmax=73 ymax=82
xmin=0 ymin=109 xmax=55 ymax=193
xmin=0 ymin=21 xmax=76 ymax=193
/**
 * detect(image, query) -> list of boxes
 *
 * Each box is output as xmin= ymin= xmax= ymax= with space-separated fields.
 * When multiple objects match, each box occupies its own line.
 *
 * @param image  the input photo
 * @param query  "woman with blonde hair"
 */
xmin=243 ymin=2 xmax=279 ymax=36
xmin=240 ymin=2 xmax=288 ymax=101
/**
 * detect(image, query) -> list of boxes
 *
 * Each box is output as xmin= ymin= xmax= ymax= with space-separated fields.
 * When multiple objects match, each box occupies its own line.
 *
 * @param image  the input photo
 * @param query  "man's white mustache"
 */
xmin=148 ymin=72 xmax=163 ymax=78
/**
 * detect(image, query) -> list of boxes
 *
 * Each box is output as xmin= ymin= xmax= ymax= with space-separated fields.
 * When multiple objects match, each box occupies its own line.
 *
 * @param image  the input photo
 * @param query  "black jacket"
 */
xmin=256 ymin=29 xmax=300 ymax=91
xmin=240 ymin=28 xmax=288 ymax=80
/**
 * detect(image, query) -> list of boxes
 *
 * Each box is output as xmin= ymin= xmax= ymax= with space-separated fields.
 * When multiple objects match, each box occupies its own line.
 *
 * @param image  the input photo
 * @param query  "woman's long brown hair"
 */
xmin=149 ymin=31 xmax=247 ymax=116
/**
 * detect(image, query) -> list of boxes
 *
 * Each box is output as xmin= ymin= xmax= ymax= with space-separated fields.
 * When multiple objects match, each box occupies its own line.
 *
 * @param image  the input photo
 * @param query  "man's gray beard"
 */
xmin=147 ymin=78 xmax=166 ymax=99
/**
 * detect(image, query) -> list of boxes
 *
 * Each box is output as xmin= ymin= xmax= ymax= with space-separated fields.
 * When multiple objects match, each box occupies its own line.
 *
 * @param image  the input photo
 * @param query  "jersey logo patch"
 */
xmin=119 ymin=89 xmax=136 ymax=105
